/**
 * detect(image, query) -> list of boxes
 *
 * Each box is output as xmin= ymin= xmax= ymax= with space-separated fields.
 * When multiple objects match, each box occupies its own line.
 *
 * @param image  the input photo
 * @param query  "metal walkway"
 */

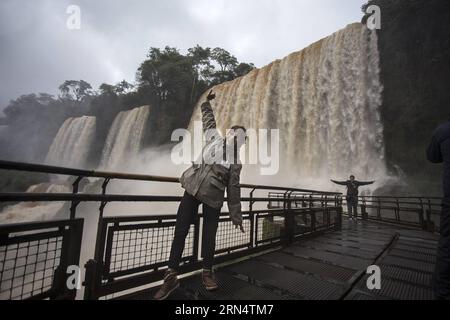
xmin=131 ymin=219 xmax=438 ymax=300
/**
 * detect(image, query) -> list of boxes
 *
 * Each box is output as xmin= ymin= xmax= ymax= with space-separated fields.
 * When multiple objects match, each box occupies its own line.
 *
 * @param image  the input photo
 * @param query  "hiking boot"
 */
xmin=153 ymin=269 xmax=179 ymax=300
xmin=202 ymin=269 xmax=219 ymax=291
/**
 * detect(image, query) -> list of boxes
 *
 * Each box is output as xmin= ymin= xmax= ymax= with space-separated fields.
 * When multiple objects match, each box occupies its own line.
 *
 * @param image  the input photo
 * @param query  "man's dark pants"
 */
xmin=168 ymin=192 xmax=220 ymax=270
xmin=346 ymin=196 xmax=358 ymax=219
xmin=434 ymin=203 xmax=450 ymax=299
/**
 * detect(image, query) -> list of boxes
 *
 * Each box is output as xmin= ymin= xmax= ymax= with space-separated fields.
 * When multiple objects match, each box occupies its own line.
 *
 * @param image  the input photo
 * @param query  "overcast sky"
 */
xmin=0 ymin=0 xmax=366 ymax=111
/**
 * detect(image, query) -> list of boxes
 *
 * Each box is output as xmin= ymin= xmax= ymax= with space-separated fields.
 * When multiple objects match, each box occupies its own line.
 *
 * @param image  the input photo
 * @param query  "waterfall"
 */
xmin=99 ymin=105 xmax=150 ymax=170
xmin=45 ymin=116 xmax=96 ymax=168
xmin=190 ymin=23 xmax=386 ymax=186
xmin=0 ymin=183 xmax=71 ymax=224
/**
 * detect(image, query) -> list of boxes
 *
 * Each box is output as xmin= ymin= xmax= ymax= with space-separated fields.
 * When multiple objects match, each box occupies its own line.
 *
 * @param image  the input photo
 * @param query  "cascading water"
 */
xmin=45 ymin=116 xmax=96 ymax=168
xmin=99 ymin=105 xmax=150 ymax=170
xmin=0 ymin=106 xmax=151 ymax=224
xmin=0 ymin=117 xmax=95 ymax=223
xmin=0 ymin=183 xmax=71 ymax=223
xmin=190 ymin=23 xmax=387 ymax=187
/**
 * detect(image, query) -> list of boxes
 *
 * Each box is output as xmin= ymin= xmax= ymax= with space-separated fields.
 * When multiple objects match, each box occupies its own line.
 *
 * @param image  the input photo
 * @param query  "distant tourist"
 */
xmin=153 ymin=90 xmax=247 ymax=300
xmin=427 ymin=119 xmax=450 ymax=300
xmin=331 ymin=176 xmax=375 ymax=220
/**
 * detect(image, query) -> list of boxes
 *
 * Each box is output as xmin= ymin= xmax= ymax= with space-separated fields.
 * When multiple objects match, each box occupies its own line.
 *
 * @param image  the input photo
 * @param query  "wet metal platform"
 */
xmin=131 ymin=219 xmax=439 ymax=300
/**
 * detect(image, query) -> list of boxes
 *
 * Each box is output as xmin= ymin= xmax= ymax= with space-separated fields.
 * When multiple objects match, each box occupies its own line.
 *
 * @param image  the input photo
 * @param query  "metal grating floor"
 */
xmin=126 ymin=219 xmax=439 ymax=300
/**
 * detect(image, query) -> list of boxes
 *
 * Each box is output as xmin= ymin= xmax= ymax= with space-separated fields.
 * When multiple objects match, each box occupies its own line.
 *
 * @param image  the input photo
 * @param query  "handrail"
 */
xmin=239 ymin=183 xmax=341 ymax=195
xmin=0 ymin=159 xmax=340 ymax=195
xmin=0 ymin=193 xmax=323 ymax=203
xmin=360 ymin=195 xmax=443 ymax=200
xmin=0 ymin=159 xmax=180 ymax=183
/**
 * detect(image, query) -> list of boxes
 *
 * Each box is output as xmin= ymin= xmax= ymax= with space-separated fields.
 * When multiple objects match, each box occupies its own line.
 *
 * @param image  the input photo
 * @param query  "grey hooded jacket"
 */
xmin=179 ymin=101 xmax=243 ymax=226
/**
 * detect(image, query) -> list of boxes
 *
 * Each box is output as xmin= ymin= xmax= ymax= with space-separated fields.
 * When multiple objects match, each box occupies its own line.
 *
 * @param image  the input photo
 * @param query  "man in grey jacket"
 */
xmin=154 ymin=91 xmax=246 ymax=300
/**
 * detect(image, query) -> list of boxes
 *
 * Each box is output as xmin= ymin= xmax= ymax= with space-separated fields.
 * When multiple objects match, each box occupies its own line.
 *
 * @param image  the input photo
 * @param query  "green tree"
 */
xmin=99 ymin=83 xmax=117 ymax=96
xmin=211 ymin=47 xmax=238 ymax=72
xmin=115 ymin=80 xmax=134 ymax=94
xmin=58 ymin=80 xmax=93 ymax=101
xmin=138 ymin=47 xmax=189 ymax=102
xmin=234 ymin=62 xmax=256 ymax=78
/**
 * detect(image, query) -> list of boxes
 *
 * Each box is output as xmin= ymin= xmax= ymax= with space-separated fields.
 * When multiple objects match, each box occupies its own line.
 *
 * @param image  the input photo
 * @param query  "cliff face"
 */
xmin=366 ymin=0 xmax=450 ymax=194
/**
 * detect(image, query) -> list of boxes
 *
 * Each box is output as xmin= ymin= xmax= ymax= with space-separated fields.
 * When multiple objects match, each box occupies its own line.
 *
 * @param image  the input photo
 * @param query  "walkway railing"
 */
xmin=268 ymin=191 xmax=442 ymax=232
xmin=0 ymin=219 xmax=83 ymax=300
xmin=359 ymin=196 xmax=442 ymax=232
xmin=269 ymin=192 xmax=442 ymax=232
xmin=0 ymin=160 xmax=342 ymax=300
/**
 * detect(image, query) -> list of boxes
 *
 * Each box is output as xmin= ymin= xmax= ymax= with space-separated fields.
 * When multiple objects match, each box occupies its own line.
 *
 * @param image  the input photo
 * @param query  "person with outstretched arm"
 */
xmin=154 ymin=90 xmax=247 ymax=300
xmin=331 ymin=175 xmax=375 ymax=220
xmin=427 ymin=119 xmax=450 ymax=300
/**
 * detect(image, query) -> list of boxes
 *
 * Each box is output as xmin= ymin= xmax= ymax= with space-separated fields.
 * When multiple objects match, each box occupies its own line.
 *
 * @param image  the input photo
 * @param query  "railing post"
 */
xmin=249 ymin=212 xmax=255 ymax=248
xmin=419 ymin=198 xmax=426 ymax=229
xmin=254 ymin=213 xmax=259 ymax=248
xmin=377 ymin=198 xmax=382 ymax=220
xmin=193 ymin=215 xmax=200 ymax=262
xmin=395 ymin=198 xmax=400 ymax=222
xmin=311 ymin=210 xmax=317 ymax=232
xmin=50 ymin=220 xmax=84 ymax=300
xmin=326 ymin=207 xmax=330 ymax=227
xmin=361 ymin=197 xmax=368 ymax=220
xmin=336 ymin=206 xmax=343 ymax=230
xmin=284 ymin=191 xmax=295 ymax=245
xmin=250 ymin=188 xmax=256 ymax=211
xmin=70 ymin=176 xmax=83 ymax=219
xmin=426 ymin=199 xmax=435 ymax=232
xmin=83 ymin=259 xmax=99 ymax=300
xmin=84 ymin=177 xmax=111 ymax=300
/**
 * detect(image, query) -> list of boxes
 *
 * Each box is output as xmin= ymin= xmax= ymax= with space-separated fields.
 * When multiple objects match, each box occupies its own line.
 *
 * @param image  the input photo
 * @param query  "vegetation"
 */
xmin=0 ymin=45 xmax=254 ymax=160
xmin=0 ymin=45 xmax=254 ymax=192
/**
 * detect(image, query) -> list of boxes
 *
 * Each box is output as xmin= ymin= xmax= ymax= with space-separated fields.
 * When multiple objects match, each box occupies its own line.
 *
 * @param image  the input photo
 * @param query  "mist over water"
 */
xmin=190 ymin=23 xmax=388 ymax=191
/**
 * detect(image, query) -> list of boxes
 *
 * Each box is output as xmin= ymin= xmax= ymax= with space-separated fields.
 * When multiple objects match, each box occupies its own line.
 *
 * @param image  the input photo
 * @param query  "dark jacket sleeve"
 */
xmin=427 ymin=132 xmax=443 ymax=164
xmin=357 ymin=181 xmax=375 ymax=186
xmin=201 ymin=101 xmax=217 ymax=131
xmin=331 ymin=180 xmax=348 ymax=186
xmin=201 ymin=101 xmax=220 ymax=142
xmin=227 ymin=164 xmax=243 ymax=226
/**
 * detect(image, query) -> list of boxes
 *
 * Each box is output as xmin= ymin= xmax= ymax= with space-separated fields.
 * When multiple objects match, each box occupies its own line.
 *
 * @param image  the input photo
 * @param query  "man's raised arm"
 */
xmin=201 ymin=90 xmax=217 ymax=133
xmin=357 ymin=181 xmax=375 ymax=186
xmin=331 ymin=179 xmax=348 ymax=186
